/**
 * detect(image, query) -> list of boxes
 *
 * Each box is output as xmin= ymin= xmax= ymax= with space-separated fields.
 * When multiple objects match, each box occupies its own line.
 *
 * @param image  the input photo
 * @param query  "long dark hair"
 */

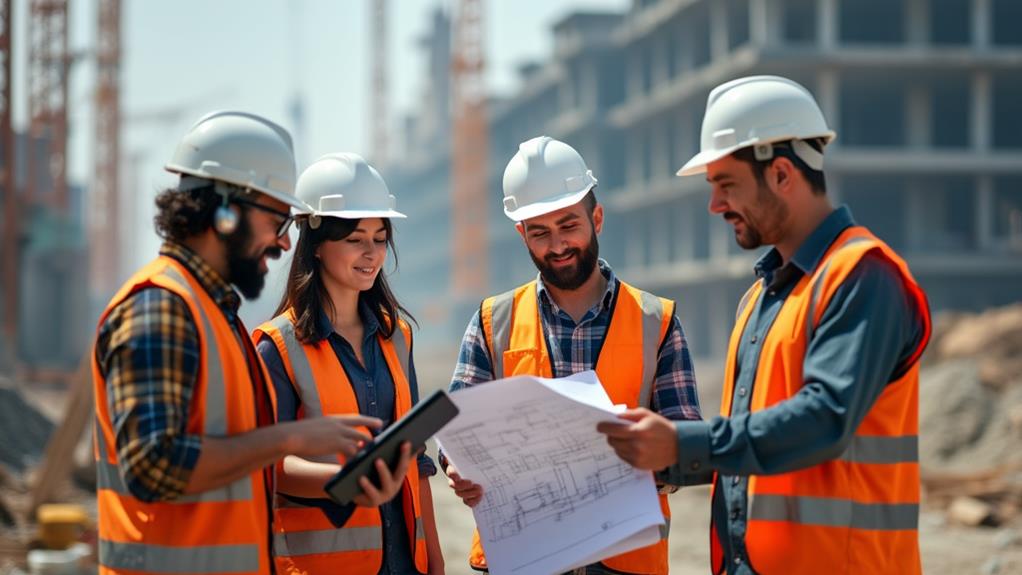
xmin=275 ymin=217 xmax=415 ymax=343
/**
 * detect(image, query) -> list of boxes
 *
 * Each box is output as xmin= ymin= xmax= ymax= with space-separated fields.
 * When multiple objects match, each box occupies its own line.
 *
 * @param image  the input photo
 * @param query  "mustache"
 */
xmin=723 ymin=211 xmax=743 ymax=221
xmin=262 ymin=247 xmax=283 ymax=260
xmin=545 ymin=248 xmax=580 ymax=264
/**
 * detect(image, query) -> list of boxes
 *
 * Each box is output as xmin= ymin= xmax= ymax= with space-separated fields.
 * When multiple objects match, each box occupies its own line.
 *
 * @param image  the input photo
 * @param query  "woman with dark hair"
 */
xmin=253 ymin=153 xmax=444 ymax=575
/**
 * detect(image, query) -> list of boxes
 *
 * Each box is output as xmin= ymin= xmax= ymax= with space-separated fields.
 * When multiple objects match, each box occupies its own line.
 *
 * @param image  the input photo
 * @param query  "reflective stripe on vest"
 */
xmin=272 ymin=518 xmax=424 ymax=556
xmin=93 ymin=256 xmax=269 ymax=575
xmin=99 ymin=539 xmax=260 ymax=574
xmin=256 ymin=311 xmax=427 ymax=574
xmin=748 ymin=495 xmax=919 ymax=531
xmin=713 ymin=226 xmax=929 ymax=575
xmin=478 ymin=280 xmax=674 ymax=575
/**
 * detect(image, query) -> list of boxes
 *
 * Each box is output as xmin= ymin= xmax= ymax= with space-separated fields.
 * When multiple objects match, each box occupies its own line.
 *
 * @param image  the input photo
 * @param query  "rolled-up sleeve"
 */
xmin=96 ymin=287 xmax=203 ymax=502
xmin=664 ymin=254 xmax=923 ymax=483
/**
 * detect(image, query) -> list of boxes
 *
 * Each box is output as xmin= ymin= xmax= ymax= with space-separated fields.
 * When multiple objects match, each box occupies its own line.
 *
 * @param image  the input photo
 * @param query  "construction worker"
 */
xmin=597 ymin=76 xmax=932 ymax=575
xmin=254 ymin=153 xmax=444 ymax=575
xmin=444 ymin=136 xmax=702 ymax=575
xmin=92 ymin=112 xmax=384 ymax=575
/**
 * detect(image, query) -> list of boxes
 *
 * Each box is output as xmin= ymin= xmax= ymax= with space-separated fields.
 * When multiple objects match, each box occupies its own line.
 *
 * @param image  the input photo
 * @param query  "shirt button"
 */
xmin=690 ymin=461 xmax=701 ymax=471
xmin=731 ymin=475 xmax=740 ymax=486
xmin=734 ymin=556 xmax=743 ymax=565
xmin=738 ymin=387 xmax=747 ymax=397
xmin=730 ymin=508 xmax=740 ymax=520
xmin=750 ymin=334 xmax=758 ymax=344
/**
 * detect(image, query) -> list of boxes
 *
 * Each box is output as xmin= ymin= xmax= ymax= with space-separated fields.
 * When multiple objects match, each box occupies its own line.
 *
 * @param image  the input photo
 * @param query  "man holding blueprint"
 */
xmin=441 ymin=136 xmax=703 ymax=575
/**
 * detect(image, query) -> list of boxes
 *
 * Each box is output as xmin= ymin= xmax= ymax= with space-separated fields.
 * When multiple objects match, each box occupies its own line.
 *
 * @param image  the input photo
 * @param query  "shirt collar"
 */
xmin=753 ymin=205 xmax=856 ymax=279
xmin=313 ymin=299 xmax=381 ymax=343
xmin=160 ymin=241 xmax=241 ymax=314
xmin=536 ymin=258 xmax=617 ymax=315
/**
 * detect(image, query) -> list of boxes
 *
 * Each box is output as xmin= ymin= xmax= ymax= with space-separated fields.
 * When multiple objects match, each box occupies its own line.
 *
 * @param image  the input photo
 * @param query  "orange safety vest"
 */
xmin=253 ymin=309 xmax=428 ymax=575
xmin=92 ymin=255 xmax=275 ymax=575
xmin=711 ymin=226 xmax=931 ymax=575
xmin=474 ymin=280 xmax=675 ymax=575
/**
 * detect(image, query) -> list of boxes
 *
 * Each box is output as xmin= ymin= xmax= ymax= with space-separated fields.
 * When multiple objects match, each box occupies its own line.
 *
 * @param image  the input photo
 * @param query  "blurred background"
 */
xmin=1 ymin=0 xmax=1021 ymax=573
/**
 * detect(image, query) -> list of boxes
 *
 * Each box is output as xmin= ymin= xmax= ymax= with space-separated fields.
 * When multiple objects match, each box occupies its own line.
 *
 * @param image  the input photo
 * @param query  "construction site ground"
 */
xmin=2 ymin=304 xmax=1021 ymax=574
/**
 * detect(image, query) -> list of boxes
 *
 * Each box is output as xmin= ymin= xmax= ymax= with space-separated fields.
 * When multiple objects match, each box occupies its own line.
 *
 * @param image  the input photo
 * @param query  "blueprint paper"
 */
xmin=436 ymin=372 xmax=665 ymax=575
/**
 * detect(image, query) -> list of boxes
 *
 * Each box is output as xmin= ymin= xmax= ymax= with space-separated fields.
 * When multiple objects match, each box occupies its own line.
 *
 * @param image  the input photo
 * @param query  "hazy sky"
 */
xmin=11 ymin=0 xmax=628 ymax=269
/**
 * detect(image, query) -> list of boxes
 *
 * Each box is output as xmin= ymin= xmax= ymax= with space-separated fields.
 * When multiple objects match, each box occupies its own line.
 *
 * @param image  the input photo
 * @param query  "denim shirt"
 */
xmin=257 ymin=301 xmax=434 ymax=575
xmin=664 ymin=206 xmax=925 ymax=574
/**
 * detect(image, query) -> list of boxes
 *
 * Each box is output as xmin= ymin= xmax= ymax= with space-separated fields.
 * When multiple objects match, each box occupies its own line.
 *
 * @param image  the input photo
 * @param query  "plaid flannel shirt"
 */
xmin=94 ymin=241 xmax=245 ymax=502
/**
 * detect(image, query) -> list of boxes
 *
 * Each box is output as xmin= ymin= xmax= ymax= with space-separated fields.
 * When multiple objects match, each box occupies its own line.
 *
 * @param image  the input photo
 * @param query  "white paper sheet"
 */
xmin=436 ymin=372 xmax=665 ymax=575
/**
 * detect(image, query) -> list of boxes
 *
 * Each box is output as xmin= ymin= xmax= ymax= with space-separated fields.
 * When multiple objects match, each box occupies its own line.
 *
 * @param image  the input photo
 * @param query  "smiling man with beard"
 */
xmin=443 ymin=136 xmax=702 ymax=575
xmin=598 ymin=77 xmax=932 ymax=575
xmin=91 ymin=111 xmax=383 ymax=575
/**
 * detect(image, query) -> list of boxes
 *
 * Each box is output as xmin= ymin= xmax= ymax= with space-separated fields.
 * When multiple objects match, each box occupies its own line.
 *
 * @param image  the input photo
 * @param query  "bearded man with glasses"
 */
xmin=91 ymin=111 xmax=381 ymax=575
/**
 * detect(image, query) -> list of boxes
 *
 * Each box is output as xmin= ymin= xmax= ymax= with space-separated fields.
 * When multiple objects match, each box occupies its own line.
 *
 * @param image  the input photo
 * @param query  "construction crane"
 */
xmin=450 ymin=0 xmax=488 ymax=301
xmin=91 ymin=0 xmax=121 ymax=299
xmin=370 ymin=0 xmax=388 ymax=167
xmin=1 ymin=0 xmax=17 ymax=362
xmin=27 ymin=0 xmax=69 ymax=213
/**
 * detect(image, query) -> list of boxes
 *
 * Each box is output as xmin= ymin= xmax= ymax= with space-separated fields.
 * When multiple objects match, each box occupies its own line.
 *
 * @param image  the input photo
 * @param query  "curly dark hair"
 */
xmin=153 ymin=184 xmax=221 ymax=242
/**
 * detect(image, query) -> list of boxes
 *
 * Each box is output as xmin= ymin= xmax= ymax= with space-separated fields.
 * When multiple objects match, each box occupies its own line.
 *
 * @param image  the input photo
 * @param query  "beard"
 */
xmin=725 ymin=181 xmax=788 ymax=250
xmin=224 ymin=215 xmax=280 ymax=300
xmin=529 ymin=229 xmax=600 ymax=291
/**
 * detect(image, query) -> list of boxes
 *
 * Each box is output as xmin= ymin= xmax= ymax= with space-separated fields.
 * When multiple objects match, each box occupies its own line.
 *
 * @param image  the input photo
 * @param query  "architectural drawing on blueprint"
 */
xmin=443 ymin=396 xmax=648 ymax=543
xmin=436 ymin=372 xmax=665 ymax=575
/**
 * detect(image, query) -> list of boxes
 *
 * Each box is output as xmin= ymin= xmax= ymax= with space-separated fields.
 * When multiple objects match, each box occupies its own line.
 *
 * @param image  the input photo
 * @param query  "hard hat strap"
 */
xmin=791 ymin=139 xmax=825 ymax=171
xmin=752 ymin=140 xmax=825 ymax=172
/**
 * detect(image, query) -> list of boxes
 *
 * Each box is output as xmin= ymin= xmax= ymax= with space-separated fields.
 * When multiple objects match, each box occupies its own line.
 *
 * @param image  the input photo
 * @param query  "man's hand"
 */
xmin=284 ymin=414 xmax=382 ymax=459
xmin=352 ymin=441 xmax=413 ymax=508
xmin=445 ymin=462 xmax=484 ymax=508
xmin=596 ymin=408 xmax=679 ymax=471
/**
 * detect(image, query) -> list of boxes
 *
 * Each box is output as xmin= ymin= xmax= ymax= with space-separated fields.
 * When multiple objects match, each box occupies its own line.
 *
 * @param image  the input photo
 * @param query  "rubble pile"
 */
xmin=919 ymin=303 xmax=1022 ymax=527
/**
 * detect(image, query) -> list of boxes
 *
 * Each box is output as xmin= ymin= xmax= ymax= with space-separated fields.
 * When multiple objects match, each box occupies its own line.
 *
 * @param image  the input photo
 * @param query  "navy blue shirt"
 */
xmin=664 ymin=206 xmax=926 ymax=574
xmin=257 ymin=302 xmax=434 ymax=575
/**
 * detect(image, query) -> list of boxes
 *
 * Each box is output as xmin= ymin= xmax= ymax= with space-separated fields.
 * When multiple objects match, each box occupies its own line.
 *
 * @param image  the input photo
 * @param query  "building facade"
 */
xmin=387 ymin=0 xmax=1022 ymax=358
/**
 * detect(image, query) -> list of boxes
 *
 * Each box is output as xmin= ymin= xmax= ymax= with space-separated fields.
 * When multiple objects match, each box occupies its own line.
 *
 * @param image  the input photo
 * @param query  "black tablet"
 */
xmin=324 ymin=389 xmax=460 ymax=505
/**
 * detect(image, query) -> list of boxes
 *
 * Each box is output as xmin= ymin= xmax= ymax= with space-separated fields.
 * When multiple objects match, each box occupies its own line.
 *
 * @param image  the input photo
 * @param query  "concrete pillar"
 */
xmin=818 ymin=0 xmax=837 ymax=49
xmin=650 ymin=207 xmax=669 ymax=265
xmin=817 ymin=69 xmax=840 ymax=145
xmin=907 ymin=0 xmax=930 ymax=45
xmin=976 ymin=175 xmax=994 ymax=250
xmin=907 ymin=85 xmax=931 ymax=148
xmin=626 ymin=212 xmax=646 ymax=269
xmin=971 ymin=71 xmax=992 ymax=151
xmin=651 ymin=122 xmax=668 ymax=183
xmin=750 ymin=0 xmax=771 ymax=47
xmin=678 ymin=201 xmax=696 ymax=262
xmin=711 ymin=0 xmax=729 ymax=62
xmin=651 ymin=32 xmax=668 ymax=90
xmin=904 ymin=181 xmax=927 ymax=253
xmin=628 ymin=45 xmax=644 ymax=100
xmin=626 ymin=129 xmax=642 ymax=186
xmin=973 ymin=0 xmax=991 ymax=49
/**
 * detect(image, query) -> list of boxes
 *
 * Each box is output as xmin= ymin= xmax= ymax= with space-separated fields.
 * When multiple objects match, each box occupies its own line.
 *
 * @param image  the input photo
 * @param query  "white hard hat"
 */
xmin=295 ymin=153 xmax=406 ymax=221
xmin=502 ymin=136 xmax=598 ymax=222
xmin=165 ymin=110 xmax=305 ymax=210
xmin=677 ymin=75 xmax=836 ymax=177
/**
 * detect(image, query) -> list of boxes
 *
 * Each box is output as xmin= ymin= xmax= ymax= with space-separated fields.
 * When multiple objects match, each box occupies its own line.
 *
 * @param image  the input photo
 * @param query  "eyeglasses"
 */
xmin=234 ymin=198 xmax=294 ymax=238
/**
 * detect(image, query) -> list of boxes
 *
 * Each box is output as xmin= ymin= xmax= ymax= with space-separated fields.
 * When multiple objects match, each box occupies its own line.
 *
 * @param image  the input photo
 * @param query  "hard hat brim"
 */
xmin=675 ymin=146 xmax=742 ymax=177
xmin=503 ymin=186 xmax=594 ymax=223
xmin=166 ymin=162 xmax=310 ymax=211
xmin=313 ymin=209 xmax=408 ymax=220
